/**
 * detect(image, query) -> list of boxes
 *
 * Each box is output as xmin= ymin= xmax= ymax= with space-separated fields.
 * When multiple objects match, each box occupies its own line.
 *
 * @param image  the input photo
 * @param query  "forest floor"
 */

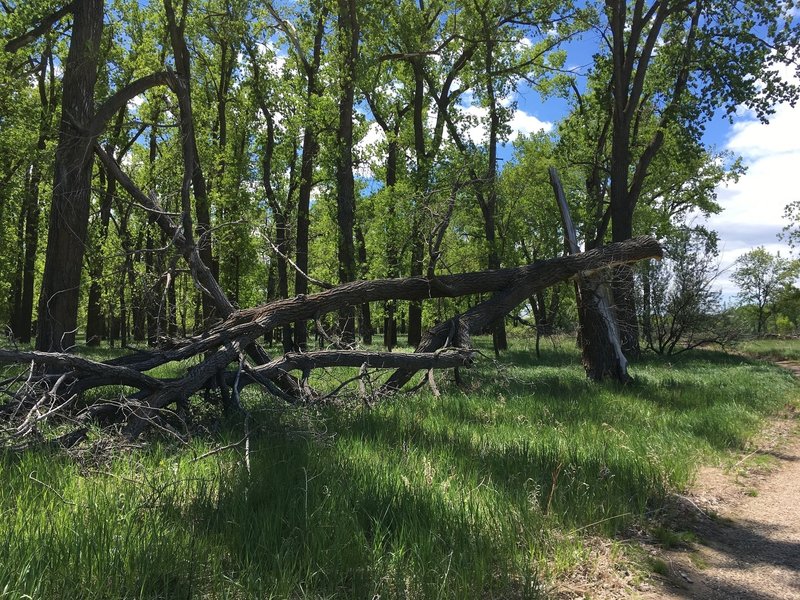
xmin=627 ymin=360 xmax=800 ymax=600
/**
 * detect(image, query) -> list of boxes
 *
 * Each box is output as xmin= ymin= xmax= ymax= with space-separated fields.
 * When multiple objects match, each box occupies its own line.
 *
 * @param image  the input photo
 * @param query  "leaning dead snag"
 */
xmin=549 ymin=167 xmax=631 ymax=382
xmin=0 ymin=237 xmax=661 ymax=446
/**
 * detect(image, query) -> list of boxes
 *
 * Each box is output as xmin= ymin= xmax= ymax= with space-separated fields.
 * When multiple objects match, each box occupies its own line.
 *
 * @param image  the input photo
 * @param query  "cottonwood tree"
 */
xmin=597 ymin=0 xmax=799 ymax=356
xmin=333 ymin=0 xmax=360 ymax=342
xmin=732 ymin=247 xmax=800 ymax=335
xmin=4 ymin=1 xmax=172 ymax=351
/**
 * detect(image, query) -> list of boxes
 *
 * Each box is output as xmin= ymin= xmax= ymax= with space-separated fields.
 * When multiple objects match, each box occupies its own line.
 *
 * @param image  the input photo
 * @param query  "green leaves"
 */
xmin=733 ymin=247 xmax=800 ymax=334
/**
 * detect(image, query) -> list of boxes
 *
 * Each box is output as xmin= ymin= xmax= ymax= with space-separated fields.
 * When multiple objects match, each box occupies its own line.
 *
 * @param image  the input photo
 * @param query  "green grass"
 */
xmin=737 ymin=337 xmax=800 ymax=361
xmin=647 ymin=557 xmax=670 ymax=576
xmin=0 ymin=336 xmax=797 ymax=599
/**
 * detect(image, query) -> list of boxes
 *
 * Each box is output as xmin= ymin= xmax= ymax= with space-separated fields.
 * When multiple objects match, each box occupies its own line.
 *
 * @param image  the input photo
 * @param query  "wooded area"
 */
xmin=0 ymin=0 xmax=798 ymax=444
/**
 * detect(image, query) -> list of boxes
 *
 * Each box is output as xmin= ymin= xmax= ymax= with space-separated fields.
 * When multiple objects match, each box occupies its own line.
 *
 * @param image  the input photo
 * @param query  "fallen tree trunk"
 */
xmin=1 ymin=236 xmax=662 ymax=445
xmin=381 ymin=235 xmax=659 ymax=390
xmin=114 ymin=236 xmax=662 ymax=374
xmin=249 ymin=348 xmax=475 ymax=378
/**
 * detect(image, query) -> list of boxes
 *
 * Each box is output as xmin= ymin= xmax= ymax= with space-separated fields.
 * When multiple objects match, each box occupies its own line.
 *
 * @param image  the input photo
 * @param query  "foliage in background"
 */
xmin=2 ymin=0 xmax=796 ymax=348
xmin=639 ymin=227 xmax=737 ymax=354
xmin=732 ymin=247 xmax=800 ymax=335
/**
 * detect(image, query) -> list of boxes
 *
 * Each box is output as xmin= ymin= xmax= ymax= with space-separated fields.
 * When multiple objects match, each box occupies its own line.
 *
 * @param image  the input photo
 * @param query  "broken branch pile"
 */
xmin=0 ymin=236 xmax=662 ymax=447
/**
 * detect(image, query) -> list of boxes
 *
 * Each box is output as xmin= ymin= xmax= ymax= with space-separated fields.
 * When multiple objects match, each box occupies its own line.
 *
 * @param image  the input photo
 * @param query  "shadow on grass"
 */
xmin=175 ymin=428 xmax=544 ymax=599
xmin=2 ymin=341 xmax=796 ymax=598
xmin=335 ymin=414 xmax=664 ymax=534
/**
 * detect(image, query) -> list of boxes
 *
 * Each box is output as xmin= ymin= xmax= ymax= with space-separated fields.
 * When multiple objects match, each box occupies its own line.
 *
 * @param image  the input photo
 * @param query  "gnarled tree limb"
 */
xmin=1 ymin=236 xmax=662 ymax=445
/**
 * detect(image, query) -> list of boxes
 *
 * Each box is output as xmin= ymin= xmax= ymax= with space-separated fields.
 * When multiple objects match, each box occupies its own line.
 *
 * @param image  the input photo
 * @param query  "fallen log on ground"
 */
xmin=0 ymin=236 xmax=662 ymax=446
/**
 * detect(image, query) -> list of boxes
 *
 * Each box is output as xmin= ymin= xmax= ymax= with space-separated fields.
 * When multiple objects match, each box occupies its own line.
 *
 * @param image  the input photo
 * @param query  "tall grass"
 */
xmin=0 ymin=336 xmax=796 ymax=599
xmin=737 ymin=337 xmax=800 ymax=361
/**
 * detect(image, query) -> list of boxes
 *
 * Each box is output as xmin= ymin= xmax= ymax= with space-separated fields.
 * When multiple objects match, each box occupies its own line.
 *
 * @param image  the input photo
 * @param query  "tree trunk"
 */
xmin=550 ymin=167 xmax=631 ymax=382
xmin=383 ymin=140 xmax=399 ymax=350
xmin=17 ymin=47 xmax=52 ymax=344
xmin=145 ymin=229 xmax=158 ymax=346
xmin=356 ymin=225 xmax=372 ymax=345
xmin=608 ymin=101 xmax=641 ymax=358
xmin=36 ymin=0 xmax=103 ymax=352
xmin=291 ymin=9 xmax=326 ymax=352
xmin=18 ymin=168 xmax=41 ymax=344
xmin=381 ymin=238 xmax=658 ymax=391
xmin=407 ymin=226 xmax=424 ymax=347
xmin=484 ymin=35 xmax=507 ymax=354
xmin=641 ymin=265 xmax=653 ymax=349
xmin=131 ymin=228 xmax=146 ymax=343
xmin=335 ymin=0 xmax=359 ymax=345
xmin=164 ymin=0 xmax=217 ymax=325
xmin=9 ymin=176 xmax=26 ymax=338
xmin=167 ymin=268 xmax=177 ymax=338
xmin=0 ymin=237 xmax=661 ymax=445
xmin=86 ymin=161 xmax=116 ymax=345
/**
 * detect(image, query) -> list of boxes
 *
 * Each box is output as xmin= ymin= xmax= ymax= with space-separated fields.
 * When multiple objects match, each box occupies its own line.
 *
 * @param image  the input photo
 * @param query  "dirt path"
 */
xmin=639 ymin=362 xmax=800 ymax=600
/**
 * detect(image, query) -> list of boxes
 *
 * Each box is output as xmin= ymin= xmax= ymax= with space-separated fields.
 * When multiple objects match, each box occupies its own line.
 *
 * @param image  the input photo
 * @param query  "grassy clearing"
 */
xmin=0 ymin=336 xmax=797 ymax=599
xmin=737 ymin=337 xmax=800 ymax=362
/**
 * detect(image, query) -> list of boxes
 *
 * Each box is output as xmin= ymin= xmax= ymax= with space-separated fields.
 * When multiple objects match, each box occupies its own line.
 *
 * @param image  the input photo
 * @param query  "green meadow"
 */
xmin=1 ymin=336 xmax=797 ymax=599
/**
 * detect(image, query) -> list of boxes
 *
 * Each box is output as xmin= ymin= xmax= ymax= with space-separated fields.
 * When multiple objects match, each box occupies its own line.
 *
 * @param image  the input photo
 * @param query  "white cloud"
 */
xmin=725 ymin=102 xmax=800 ymax=159
xmin=459 ymin=103 xmax=552 ymax=145
xmin=127 ymin=94 xmax=145 ymax=113
xmin=359 ymin=121 xmax=385 ymax=149
xmin=704 ymin=84 xmax=800 ymax=297
xmin=516 ymin=37 xmax=533 ymax=54
xmin=354 ymin=121 xmax=386 ymax=179
xmin=507 ymin=109 xmax=553 ymax=139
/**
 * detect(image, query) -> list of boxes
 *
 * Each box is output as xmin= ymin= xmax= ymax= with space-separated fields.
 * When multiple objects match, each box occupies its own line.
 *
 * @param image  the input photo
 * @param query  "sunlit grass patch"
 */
xmin=0 ymin=336 xmax=797 ymax=598
xmin=738 ymin=337 xmax=800 ymax=362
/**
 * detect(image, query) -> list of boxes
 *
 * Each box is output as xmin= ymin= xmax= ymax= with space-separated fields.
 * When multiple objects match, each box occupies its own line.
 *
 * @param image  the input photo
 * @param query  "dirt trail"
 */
xmin=640 ymin=361 xmax=800 ymax=600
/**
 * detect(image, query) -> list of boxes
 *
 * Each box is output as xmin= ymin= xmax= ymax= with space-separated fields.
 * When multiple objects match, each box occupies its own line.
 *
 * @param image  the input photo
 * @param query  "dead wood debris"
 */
xmin=0 ymin=237 xmax=661 ymax=449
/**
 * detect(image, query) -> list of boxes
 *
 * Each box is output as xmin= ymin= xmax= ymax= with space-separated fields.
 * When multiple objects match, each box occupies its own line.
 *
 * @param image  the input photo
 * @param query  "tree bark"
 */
xmin=383 ymin=139 xmax=399 ymax=350
xmin=550 ymin=167 xmax=631 ymax=382
xmin=335 ymin=0 xmax=359 ymax=344
xmin=139 ymin=237 xmax=662 ymax=377
xmin=35 ymin=0 xmax=103 ymax=352
xmin=355 ymin=225 xmax=372 ymax=345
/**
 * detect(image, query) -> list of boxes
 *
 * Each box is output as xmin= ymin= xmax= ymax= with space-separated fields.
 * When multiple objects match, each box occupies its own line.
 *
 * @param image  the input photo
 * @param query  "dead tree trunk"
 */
xmin=126 ymin=237 xmax=663 ymax=433
xmin=549 ymin=167 xmax=631 ymax=382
